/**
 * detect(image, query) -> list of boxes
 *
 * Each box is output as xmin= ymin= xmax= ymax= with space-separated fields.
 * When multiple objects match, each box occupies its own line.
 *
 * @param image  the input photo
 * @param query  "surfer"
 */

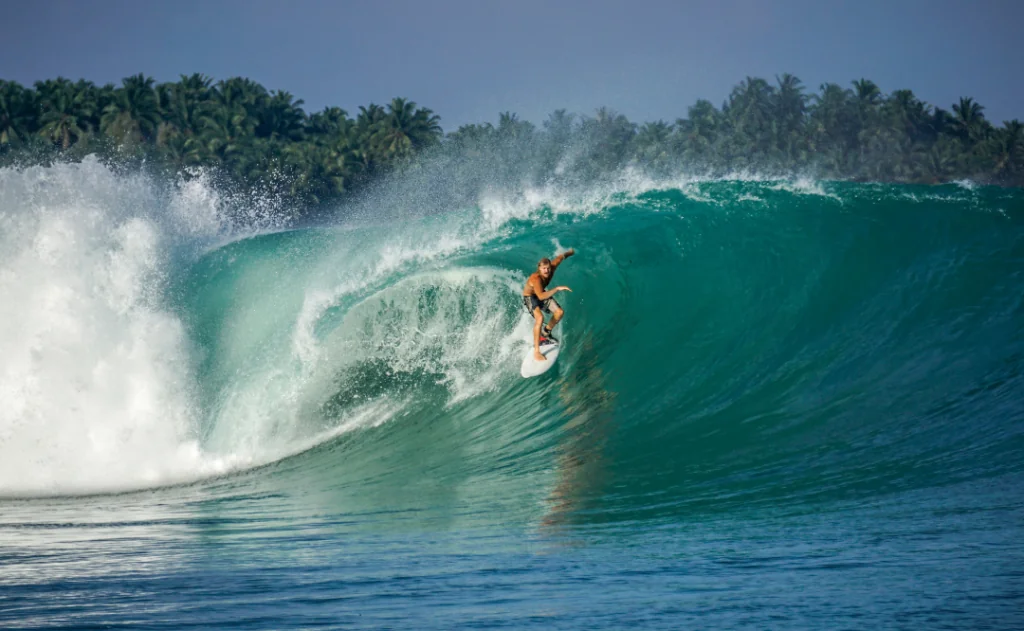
xmin=522 ymin=248 xmax=575 ymax=361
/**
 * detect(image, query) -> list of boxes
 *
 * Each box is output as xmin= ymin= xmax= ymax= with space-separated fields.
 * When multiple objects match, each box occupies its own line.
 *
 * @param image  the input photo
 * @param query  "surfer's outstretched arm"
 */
xmin=551 ymin=248 xmax=575 ymax=269
xmin=527 ymin=275 xmax=571 ymax=301
xmin=536 ymin=285 xmax=571 ymax=300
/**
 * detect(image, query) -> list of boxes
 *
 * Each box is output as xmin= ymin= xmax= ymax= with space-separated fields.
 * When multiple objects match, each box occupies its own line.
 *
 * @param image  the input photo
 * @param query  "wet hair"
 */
xmin=538 ymin=257 xmax=552 ymax=268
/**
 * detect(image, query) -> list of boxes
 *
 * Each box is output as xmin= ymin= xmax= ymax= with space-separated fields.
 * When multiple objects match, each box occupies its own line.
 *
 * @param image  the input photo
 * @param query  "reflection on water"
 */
xmin=543 ymin=334 xmax=616 ymax=531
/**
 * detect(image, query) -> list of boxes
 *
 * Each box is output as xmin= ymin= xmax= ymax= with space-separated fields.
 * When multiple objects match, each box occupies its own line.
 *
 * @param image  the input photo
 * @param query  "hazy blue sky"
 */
xmin=3 ymin=0 xmax=1022 ymax=129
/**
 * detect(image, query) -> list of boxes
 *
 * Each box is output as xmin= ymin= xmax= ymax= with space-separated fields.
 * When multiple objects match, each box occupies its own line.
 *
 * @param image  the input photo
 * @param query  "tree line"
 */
xmin=1 ymin=72 xmax=1021 ymax=208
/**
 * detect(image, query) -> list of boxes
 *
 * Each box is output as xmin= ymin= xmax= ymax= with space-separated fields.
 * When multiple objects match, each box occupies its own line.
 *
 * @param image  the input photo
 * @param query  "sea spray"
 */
xmin=0 ymin=160 xmax=208 ymax=494
xmin=0 ymin=159 xmax=294 ymax=494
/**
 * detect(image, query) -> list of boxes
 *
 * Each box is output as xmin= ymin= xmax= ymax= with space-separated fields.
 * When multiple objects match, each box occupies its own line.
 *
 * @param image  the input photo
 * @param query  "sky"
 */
xmin=2 ymin=0 xmax=1022 ymax=129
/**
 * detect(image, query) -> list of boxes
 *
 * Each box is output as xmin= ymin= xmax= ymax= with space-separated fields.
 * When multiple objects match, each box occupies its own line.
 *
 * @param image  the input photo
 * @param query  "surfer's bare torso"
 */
xmin=523 ymin=270 xmax=553 ymax=297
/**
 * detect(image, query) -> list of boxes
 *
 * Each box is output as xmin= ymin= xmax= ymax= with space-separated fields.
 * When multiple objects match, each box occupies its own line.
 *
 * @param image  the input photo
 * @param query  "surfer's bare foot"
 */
xmin=533 ymin=350 xmax=546 ymax=362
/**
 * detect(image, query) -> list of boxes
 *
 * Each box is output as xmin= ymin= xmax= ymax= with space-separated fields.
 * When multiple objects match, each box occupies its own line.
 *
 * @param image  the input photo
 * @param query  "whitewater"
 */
xmin=1 ymin=157 xmax=1022 ymax=629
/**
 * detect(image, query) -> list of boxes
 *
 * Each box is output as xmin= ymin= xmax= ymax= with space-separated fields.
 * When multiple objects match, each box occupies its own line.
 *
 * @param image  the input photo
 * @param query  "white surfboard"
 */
xmin=520 ymin=341 xmax=560 ymax=378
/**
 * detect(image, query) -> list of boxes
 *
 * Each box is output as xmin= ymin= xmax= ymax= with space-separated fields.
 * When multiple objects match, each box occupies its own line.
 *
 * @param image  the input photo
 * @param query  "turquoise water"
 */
xmin=1 ymin=161 xmax=1022 ymax=628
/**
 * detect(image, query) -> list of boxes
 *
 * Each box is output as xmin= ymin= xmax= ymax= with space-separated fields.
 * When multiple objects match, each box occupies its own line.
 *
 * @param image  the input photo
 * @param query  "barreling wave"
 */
xmin=1 ymin=157 xmax=1022 ymax=531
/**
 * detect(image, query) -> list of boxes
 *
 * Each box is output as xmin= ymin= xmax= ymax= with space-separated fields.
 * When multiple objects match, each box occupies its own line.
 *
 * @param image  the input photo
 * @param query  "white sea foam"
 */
xmin=0 ymin=159 xmax=221 ymax=495
xmin=0 ymin=158 xmax=306 ymax=496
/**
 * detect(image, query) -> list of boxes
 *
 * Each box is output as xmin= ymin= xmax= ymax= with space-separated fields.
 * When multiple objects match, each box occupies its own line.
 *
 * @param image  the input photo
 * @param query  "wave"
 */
xmin=1 ymin=158 xmax=1022 ymax=520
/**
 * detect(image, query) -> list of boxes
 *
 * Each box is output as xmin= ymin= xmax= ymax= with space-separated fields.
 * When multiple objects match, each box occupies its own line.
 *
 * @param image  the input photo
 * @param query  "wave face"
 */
xmin=1 ymin=163 xmax=1022 ymax=506
xmin=1 ymin=161 xmax=1023 ymax=627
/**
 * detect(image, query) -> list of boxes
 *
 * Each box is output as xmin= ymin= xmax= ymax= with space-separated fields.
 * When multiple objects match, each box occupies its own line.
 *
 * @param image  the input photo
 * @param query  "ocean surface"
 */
xmin=1 ymin=158 xmax=1023 ymax=629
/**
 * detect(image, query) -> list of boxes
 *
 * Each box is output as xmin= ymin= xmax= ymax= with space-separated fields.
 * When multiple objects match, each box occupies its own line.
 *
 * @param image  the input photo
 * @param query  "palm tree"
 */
xmin=157 ymin=129 xmax=205 ymax=167
xmin=101 ymin=74 xmax=161 ymax=144
xmin=36 ymin=78 xmax=91 ymax=149
xmin=852 ymin=79 xmax=882 ymax=107
xmin=951 ymin=97 xmax=989 ymax=142
xmin=496 ymin=111 xmax=534 ymax=140
xmin=177 ymin=73 xmax=214 ymax=95
xmin=0 ymin=80 xmax=36 ymax=147
xmin=317 ymin=127 xmax=366 ymax=194
xmin=773 ymin=73 xmax=807 ymax=161
xmin=215 ymin=77 xmax=268 ymax=115
xmin=369 ymin=98 xmax=442 ymax=163
xmin=159 ymin=73 xmax=213 ymax=136
xmin=447 ymin=122 xmax=495 ymax=145
xmin=774 ymin=75 xmax=806 ymax=124
xmin=927 ymin=106 xmax=956 ymax=141
xmin=809 ymin=83 xmax=853 ymax=150
xmin=859 ymin=88 xmax=933 ymax=179
xmin=445 ymin=122 xmax=497 ymax=160
xmin=356 ymin=103 xmax=387 ymax=128
xmin=633 ymin=120 xmax=674 ymax=172
xmin=308 ymin=106 xmax=351 ymax=137
xmin=196 ymin=101 xmax=255 ymax=167
xmin=543 ymin=109 xmax=575 ymax=138
xmin=152 ymin=74 xmax=215 ymax=166
xmin=725 ymin=77 xmax=775 ymax=158
xmin=255 ymin=90 xmax=306 ymax=141
xmin=210 ymin=77 xmax=267 ymax=148
xmin=988 ymin=120 xmax=1023 ymax=181
xmin=576 ymin=107 xmax=636 ymax=173
xmin=920 ymin=136 xmax=962 ymax=183
xmin=676 ymin=99 xmax=720 ymax=160
xmin=883 ymin=89 xmax=933 ymax=149
xmin=538 ymin=110 xmax=575 ymax=170
xmin=635 ymin=120 xmax=671 ymax=151
xmin=80 ymin=80 xmax=114 ymax=137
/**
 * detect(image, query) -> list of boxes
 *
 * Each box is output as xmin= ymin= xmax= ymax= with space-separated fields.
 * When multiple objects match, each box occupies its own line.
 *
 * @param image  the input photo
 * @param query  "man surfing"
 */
xmin=522 ymin=248 xmax=575 ymax=362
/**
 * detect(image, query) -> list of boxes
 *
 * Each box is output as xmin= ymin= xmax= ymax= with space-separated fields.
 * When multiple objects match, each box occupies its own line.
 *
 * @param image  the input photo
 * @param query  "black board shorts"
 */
xmin=523 ymin=295 xmax=559 ymax=315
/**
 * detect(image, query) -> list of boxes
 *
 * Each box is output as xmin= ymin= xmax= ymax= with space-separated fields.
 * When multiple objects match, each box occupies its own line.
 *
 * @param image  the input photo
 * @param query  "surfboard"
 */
xmin=520 ymin=340 xmax=560 ymax=378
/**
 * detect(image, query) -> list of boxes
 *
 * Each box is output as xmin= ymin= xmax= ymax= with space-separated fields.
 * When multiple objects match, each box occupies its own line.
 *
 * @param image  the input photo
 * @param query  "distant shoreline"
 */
xmin=1 ymin=73 xmax=1020 ymax=213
